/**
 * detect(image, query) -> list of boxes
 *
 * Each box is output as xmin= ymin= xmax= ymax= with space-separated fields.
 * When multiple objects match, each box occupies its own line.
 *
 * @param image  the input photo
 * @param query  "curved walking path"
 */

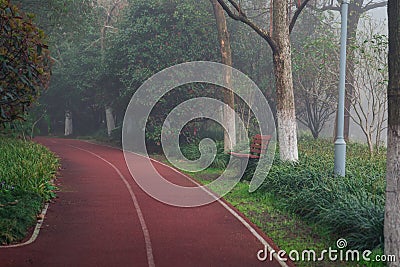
xmin=0 ymin=138 xmax=293 ymax=267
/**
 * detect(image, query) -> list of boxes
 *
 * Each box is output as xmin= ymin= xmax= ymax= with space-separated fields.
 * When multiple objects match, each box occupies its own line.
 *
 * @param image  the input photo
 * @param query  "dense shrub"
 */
xmin=0 ymin=190 xmax=42 ymax=244
xmin=180 ymin=140 xmax=228 ymax=169
xmin=179 ymin=136 xmax=385 ymax=250
xmin=0 ymin=0 xmax=51 ymax=123
xmin=254 ymin=136 xmax=386 ymax=250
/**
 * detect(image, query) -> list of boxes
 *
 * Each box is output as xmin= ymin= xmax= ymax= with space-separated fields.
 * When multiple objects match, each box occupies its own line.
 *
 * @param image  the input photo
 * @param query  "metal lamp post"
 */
xmin=334 ymin=0 xmax=349 ymax=177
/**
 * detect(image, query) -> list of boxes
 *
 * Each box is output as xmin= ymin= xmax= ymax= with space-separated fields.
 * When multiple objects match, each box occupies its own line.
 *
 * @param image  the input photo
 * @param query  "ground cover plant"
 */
xmin=258 ymin=136 xmax=385 ymax=251
xmin=0 ymin=138 xmax=59 ymax=245
xmin=156 ymin=135 xmax=386 ymax=266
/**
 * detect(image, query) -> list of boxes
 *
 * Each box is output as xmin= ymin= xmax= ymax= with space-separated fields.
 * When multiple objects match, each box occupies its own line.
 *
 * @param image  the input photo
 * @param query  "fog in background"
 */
xmin=319 ymin=6 xmax=388 ymax=145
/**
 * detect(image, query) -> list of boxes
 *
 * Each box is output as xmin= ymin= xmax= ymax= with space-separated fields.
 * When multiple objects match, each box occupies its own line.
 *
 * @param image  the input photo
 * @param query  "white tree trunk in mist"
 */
xmin=105 ymin=106 xmax=116 ymax=136
xmin=273 ymin=0 xmax=298 ymax=161
xmin=224 ymin=104 xmax=236 ymax=150
xmin=64 ymin=110 xmax=73 ymax=136
xmin=211 ymin=0 xmax=311 ymax=161
xmin=276 ymin=110 xmax=298 ymax=161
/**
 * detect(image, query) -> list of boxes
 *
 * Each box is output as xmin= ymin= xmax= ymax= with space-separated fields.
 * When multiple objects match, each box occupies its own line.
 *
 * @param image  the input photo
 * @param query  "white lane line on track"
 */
xmin=0 ymin=203 xmax=49 ymax=248
xmin=136 ymin=152 xmax=290 ymax=267
xmin=81 ymin=140 xmax=289 ymax=267
xmin=70 ymin=145 xmax=155 ymax=267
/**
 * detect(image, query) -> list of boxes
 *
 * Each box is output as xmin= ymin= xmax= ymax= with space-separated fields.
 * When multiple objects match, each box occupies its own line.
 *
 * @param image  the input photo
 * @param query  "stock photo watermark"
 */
xmin=257 ymin=238 xmax=397 ymax=263
xmin=122 ymin=61 xmax=276 ymax=207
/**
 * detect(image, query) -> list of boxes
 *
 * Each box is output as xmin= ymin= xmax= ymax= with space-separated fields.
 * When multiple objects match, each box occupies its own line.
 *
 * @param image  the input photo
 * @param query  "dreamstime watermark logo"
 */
xmin=122 ymin=61 xmax=276 ymax=207
xmin=257 ymin=238 xmax=397 ymax=263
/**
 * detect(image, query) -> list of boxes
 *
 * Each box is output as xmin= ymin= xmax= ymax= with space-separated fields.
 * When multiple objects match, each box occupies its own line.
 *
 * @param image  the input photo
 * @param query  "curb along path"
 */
xmin=0 ymin=138 xmax=293 ymax=267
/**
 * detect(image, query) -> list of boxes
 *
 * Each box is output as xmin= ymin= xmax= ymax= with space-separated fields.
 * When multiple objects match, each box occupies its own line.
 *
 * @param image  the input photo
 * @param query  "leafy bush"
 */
xmin=180 ymin=140 xmax=228 ymax=169
xmin=0 ymin=138 xmax=59 ymax=200
xmin=178 ymin=137 xmax=385 ymax=250
xmin=0 ymin=0 xmax=51 ymax=123
xmin=110 ymin=126 xmax=122 ymax=144
xmin=0 ymin=190 xmax=42 ymax=244
xmin=248 ymin=136 xmax=386 ymax=251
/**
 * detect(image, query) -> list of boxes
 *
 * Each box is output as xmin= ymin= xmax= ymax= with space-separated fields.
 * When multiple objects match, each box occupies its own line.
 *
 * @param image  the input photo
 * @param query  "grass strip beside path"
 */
xmin=0 ymin=138 xmax=59 ymax=245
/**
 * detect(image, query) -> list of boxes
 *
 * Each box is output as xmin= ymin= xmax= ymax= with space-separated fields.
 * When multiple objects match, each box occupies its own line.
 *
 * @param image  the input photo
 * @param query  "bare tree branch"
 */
xmin=315 ymin=0 xmax=387 ymax=12
xmin=226 ymin=0 xmax=244 ymax=16
xmin=363 ymin=0 xmax=387 ymax=11
xmin=317 ymin=3 xmax=341 ymax=11
xmin=215 ymin=0 xmax=278 ymax=53
xmin=289 ymin=0 xmax=312 ymax=33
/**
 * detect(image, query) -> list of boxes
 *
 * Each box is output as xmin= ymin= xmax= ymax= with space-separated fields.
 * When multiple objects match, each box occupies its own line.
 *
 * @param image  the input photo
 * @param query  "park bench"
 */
xmin=229 ymin=134 xmax=272 ymax=173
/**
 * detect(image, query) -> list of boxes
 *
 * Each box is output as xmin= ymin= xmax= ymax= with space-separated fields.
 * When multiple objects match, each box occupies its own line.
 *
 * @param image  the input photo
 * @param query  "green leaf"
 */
xmin=36 ymin=45 xmax=42 ymax=55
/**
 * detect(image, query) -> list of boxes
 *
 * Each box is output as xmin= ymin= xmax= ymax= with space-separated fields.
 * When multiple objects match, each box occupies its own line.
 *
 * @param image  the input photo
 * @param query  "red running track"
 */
xmin=0 ymin=138 xmax=294 ymax=267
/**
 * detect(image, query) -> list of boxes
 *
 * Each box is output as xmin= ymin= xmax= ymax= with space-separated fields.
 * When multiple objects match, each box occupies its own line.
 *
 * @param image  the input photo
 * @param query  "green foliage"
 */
xmin=180 ymin=140 xmax=228 ymax=169
xmin=0 ymin=102 xmax=49 ymax=138
xmin=0 ymin=138 xmax=59 ymax=201
xmin=17 ymin=0 xmax=222 ymax=136
xmin=0 ymin=190 xmax=42 ymax=244
xmin=0 ymin=138 xmax=59 ymax=244
xmin=0 ymin=0 xmax=51 ymax=123
xmin=350 ymin=22 xmax=388 ymax=155
xmin=0 ymin=119 xmax=32 ymax=139
xmin=110 ymin=126 xmax=122 ymax=145
xmin=171 ymin=139 xmax=386 ymax=267
xmin=114 ymin=0 xmax=218 ymax=73
xmin=14 ymin=0 xmax=111 ymax=136
xmin=292 ymin=15 xmax=339 ymax=139
xmin=254 ymin=137 xmax=386 ymax=251
xmin=108 ymin=0 xmax=219 ymax=111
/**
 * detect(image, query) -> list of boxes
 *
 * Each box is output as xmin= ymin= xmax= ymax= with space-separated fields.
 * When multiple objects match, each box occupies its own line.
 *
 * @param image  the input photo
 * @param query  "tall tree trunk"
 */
xmin=272 ymin=0 xmax=298 ymax=161
xmin=385 ymin=0 xmax=400 ymax=264
xmin=210 ymin=0 xmax=236 ymax=152
xmin=105 ymin=106 xmax=116 ymax=136
xmin=214 ymin=0 xmax=308 ymax=162
xmin=64 ymin=110 xmax=73 ymax=136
